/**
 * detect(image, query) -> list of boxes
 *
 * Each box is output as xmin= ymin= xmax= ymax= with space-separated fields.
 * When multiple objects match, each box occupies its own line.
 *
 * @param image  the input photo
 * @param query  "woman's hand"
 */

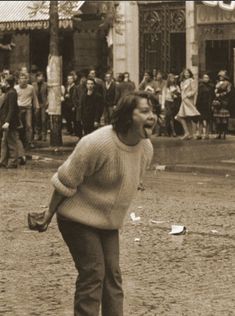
xmin=36 ymin=209 xmax=54 ymax=232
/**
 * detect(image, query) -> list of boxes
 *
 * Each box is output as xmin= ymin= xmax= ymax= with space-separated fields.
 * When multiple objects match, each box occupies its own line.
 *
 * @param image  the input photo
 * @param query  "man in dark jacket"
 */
xmin=81 ymin=77 xmax=104 ymax=135
xmin=103 ymin=72 xmax=116 ymax=124
xmin=63 ymin=73 xmax=79 ymax=135
xmin=0 ymin=75 xmax=21 ymax=168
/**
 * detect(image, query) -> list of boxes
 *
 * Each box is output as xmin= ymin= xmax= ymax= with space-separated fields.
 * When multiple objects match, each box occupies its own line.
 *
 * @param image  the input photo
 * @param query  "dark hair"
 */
xmin=36 ymin=71 xmax=44 ymax=77
xmin=111 ymin=91 xmax=156 ymax=134
xmin=86 ymin=76 xmax=96 ymax=85
xmin=6 ymin=74 xmax=15 ymax=87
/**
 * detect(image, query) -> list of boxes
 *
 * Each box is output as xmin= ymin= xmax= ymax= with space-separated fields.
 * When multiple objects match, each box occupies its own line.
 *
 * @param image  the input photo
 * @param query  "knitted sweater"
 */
xmin=51 ymin=125 xmax=153 ymax=229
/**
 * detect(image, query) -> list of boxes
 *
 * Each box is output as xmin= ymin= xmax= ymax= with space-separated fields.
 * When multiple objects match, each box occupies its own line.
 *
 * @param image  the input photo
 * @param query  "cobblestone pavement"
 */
xmin=0 ymin=161 xmax=235 ymax=316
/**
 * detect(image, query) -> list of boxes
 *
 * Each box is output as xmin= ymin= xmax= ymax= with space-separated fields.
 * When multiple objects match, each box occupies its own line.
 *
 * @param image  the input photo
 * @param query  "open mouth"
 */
xmin=143 ymin=123 xmax=154 ymax=138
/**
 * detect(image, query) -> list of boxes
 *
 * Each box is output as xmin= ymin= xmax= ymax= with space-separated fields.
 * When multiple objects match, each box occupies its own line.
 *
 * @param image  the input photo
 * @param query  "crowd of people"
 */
xmin=0 ymin=65 xmax=234 ymax=168
xmin=139 ymin=68 xmax=234 ymax=140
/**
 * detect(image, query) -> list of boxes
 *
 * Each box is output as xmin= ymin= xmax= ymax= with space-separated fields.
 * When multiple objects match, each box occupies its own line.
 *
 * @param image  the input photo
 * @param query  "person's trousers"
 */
xmin=18 ymin=107 xmax=33 ymax=146
xmin=0 ymin=129 xmax=18 ymax=167
xmin=57 ymin=216 xmax=124 ymax=316
xmin=35 ymin=105 xmax=48 ymax=138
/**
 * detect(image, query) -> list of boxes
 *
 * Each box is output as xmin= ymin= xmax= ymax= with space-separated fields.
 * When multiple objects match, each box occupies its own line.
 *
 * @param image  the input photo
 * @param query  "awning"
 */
xmin=0 ymin=1 xmax=85 ymax=31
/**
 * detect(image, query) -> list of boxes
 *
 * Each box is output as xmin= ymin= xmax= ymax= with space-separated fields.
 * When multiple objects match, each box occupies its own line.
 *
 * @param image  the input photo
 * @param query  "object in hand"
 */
xmin=28 ymin=211 xmax=46 ymax=232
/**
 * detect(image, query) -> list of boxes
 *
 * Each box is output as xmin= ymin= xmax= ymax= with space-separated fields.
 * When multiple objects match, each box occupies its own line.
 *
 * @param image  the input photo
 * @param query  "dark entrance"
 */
xmin=139 ymin=1 xmax=186 ymax=79
xmin=205 ymin=40 xmax=235 ymax=82
xmin=30 ymin=30 xmax=49 ymax=72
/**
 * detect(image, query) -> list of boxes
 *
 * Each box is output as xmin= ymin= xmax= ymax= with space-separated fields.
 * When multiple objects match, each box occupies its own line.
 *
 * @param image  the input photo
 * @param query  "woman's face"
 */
xmin=131 ymin=98 xmax=156 ymax=139
xmin=184 ymin=70 xmax=190 ymax=79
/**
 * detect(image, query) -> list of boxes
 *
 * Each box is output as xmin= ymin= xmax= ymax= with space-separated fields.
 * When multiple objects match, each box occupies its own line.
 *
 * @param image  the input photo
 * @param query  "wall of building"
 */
xmin=10 ymin=32 xmax=30 ymax=71
xmin=113 ymin=1 xmax=139 ymax=85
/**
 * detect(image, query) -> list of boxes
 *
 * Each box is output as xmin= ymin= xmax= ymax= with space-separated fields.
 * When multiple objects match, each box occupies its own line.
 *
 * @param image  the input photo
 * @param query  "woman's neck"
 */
xmin=117 ymin=130 xmax=141 ymax=146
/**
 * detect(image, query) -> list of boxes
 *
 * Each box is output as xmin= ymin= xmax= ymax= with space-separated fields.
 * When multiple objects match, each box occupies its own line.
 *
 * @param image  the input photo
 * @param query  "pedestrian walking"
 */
xmin=175 ymin=68 xmax=200 ymax=140
xmin=212 ymin=70 xmax=232 ymax=139
xmin=34 ymin=91 xmax=156 ymax=316
xmin=196 ymin=73 xmax=214 ymax=139
xmin=162 ymin=73 xmax=181 ymax=137
xmin=15 ymin=72 xmax=39 ymax=149
xmin=32 ymin=72 xmax=48 ymax=141
xmin=0 ymin=75 xmax=22 ymax=168
xmin=80 ymin=77 xmax=104 ymax=135
xmin=103 ymin=72 xmax=116 ymax=124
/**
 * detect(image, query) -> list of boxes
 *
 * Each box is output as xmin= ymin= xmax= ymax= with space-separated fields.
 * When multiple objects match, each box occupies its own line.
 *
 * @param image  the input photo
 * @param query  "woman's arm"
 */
xmin=36 ymin=190 xmax=66 ymax=232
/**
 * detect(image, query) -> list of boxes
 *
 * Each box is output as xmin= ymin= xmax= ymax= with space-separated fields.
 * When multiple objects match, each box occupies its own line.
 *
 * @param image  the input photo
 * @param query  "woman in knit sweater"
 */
xmin=38 ymin=91 xmax=156 ymax=316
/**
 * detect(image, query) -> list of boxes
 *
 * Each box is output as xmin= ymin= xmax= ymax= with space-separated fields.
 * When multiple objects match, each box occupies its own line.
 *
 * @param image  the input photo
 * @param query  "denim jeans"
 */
xmin=35 ymin=105 xmax=48 ymax=138
xmin=57 ymin=216 xmax=124 ymax=316
xmin=18 ymin=106 xmax=33 ymax=146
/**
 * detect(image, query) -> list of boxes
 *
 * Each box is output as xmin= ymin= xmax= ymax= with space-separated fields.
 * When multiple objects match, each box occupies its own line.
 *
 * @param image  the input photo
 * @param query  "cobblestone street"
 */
xmin=0 ymin=160 xmax=235 ymax=316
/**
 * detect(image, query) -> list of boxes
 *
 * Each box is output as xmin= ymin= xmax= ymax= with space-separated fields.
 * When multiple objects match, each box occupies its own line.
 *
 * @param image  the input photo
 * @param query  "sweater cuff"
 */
xmin=51 ymin=173 xmax=77 ymax=197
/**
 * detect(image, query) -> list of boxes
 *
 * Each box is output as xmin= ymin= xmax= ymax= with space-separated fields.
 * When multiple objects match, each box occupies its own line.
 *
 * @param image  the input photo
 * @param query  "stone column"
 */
xmin=113 ymin=1 xmax=139 ymax=85
xmin=185 ymin=1 xmax=199 ymax=80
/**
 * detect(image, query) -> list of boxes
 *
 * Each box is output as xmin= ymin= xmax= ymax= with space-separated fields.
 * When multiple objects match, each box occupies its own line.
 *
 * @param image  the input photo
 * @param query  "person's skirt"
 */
xmin=213 ymin=108 xmax=230 ymax=124
xmin=177 ymin=99 xmax=200 ymax=119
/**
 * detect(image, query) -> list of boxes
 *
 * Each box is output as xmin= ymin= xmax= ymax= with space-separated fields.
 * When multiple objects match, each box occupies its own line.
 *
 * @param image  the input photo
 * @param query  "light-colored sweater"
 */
xmin=15 ymin=84 xmax=39 ymax=108
xmin=51 ymin=125 xmax=153 ymax=229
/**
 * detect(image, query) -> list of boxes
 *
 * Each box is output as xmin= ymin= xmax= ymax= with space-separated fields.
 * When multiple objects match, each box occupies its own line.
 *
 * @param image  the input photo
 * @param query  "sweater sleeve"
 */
xmin=51 ymin=136 xmax=105 ymax=197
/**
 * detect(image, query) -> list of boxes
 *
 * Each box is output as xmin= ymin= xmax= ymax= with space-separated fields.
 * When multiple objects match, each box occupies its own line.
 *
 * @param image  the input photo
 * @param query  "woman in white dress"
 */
xmin=176 ymin=69 xmax=200 ymax=140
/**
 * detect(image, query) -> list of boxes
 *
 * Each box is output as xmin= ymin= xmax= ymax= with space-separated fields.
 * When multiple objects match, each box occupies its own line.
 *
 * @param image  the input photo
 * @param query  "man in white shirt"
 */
xmin=15 ymin=72 xmax=39 ymax=149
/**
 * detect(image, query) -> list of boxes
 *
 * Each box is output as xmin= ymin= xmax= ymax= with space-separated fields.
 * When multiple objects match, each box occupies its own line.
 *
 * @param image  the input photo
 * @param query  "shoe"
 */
xmin=215 ymin=134 xmax=221 ymax=139
xmin=19 ymin=156 xmax=27 ymax=165
xmin=181 ymin=134 xmax=192 ymax=140
xmin=195 ymin=135 xmax=202 ymax=140
xmin=0 ymin=163 xmax=7 ymax=168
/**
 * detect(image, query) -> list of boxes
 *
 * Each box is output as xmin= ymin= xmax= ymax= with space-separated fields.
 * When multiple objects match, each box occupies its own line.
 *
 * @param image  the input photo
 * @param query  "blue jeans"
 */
xmin=57 ymin=216 xmax=124 ymax=316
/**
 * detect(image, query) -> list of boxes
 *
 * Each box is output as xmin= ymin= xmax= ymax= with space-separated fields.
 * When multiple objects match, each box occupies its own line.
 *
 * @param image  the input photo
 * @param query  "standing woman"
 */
xmin=212 ymin=70 xmax=231 ymax=139
xmin=36 ymin=91 xmax=156 ymax=316
xmin=176 ymin=68 xmax=200 ymax=139
xmin=196 ymin=73 xmax=214 ymax=139
xmin=162 ymin=73 xmax=181 ymax=137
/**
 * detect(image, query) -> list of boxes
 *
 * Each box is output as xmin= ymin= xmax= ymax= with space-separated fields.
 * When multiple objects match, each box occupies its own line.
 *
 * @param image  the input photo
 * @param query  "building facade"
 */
xmin=0 ymin=1 xmax=108 ymax=79
xmin=112 ymin=0 xmax=235 ymax=85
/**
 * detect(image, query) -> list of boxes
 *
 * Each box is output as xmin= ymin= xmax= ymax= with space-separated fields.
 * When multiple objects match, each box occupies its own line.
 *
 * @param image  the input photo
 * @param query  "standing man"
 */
xmin=63 ymin=73 xmax=78 ymax=135
xmin=103 ymin=72 xmax=116 ymax=124
xmin=33 ymin=72 xmax=48 ymax=141
xmin=81 ymin=77 xmax=104 ymax=135
xmin=88 ymin=68 xmax=105 ymax=100
xmin=0 ymin=75 xmax=22 ymax=168
xmin=15 ymin=72 xmax=39 ymax=149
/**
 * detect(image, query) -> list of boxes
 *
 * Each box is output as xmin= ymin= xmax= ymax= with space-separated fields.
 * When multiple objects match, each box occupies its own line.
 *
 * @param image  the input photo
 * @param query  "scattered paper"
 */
xmin=169 ymin=225 xmax=186 ymax=235
xmin=137 ymin=206 xmax=143 ymax=209
xmin=211 ymin=229 xmax=219 ymax=234
xmin=32 ymin=155 xmax=40 ymax=160
xmin=225 ymin=174 xmax=230 ymax=178
xmin=134 ymin=238 xmax=140 ymax=242
xmin=150 ymin=219 xmax=167 ymax=224
xmin=130 ymin=212 xmax=141 ymax=222
xmin=193 ymin=173 xmax=197 ymax=176
xmin=197 ymin=182 xmax=204 ymax=185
